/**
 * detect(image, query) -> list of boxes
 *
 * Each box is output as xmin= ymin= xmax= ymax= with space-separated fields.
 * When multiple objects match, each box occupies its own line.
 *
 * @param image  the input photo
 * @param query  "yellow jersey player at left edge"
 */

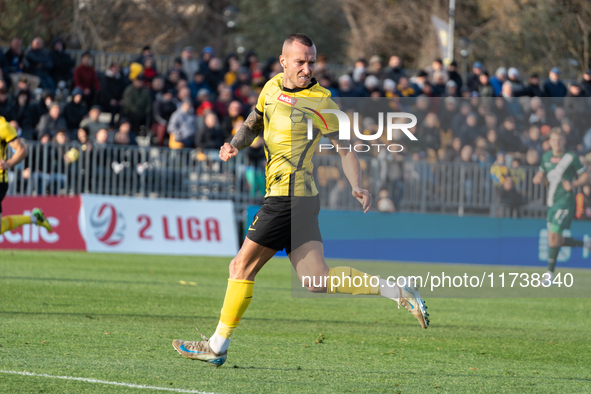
xmin=0 ymin=116 xmax=52 ymax=235
xmin=172 ymin=34 xmax=429 ymax=367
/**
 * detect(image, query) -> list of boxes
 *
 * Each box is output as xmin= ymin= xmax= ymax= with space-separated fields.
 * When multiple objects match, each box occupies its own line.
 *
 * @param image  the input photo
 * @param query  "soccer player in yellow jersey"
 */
xmin=0 ymin=116 xmax=52 ymax=235
xmin=173 ymin=34 xmax=429 ymax=367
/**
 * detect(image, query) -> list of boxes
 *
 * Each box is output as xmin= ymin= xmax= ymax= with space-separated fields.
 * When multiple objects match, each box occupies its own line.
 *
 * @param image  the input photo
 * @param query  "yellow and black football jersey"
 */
xmin=0 ymin=116 xmax=18 ymax=183
xmin=255 ymin=73 xmax=340 ymax=197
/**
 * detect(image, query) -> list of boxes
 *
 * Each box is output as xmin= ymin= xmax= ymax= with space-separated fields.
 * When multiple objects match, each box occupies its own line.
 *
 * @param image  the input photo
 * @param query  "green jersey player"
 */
xmin=533 ymin=129 xmax=590 ymax=285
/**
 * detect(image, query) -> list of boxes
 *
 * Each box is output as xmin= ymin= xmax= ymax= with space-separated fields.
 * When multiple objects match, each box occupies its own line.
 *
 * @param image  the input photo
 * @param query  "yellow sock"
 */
xmin=1 ymin=215 xmax=31 ymax=234
xmin=214 ymin=279 xmax=255 ymax=339
xmin=327 ymin=266 xmax=381 ymax=295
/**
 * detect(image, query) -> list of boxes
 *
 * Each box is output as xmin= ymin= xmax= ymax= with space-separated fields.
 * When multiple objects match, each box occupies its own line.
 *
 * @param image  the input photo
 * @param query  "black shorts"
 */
xmin=246 ymin=195 xmax=322 ymax=254
xmin=0 ymin=182 xmax=8 ymax=214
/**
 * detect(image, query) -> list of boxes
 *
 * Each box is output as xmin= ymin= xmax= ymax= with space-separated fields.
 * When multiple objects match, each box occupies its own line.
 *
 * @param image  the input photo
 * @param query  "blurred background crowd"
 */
xmin=3 ymin=35 xmax=591 ymax=217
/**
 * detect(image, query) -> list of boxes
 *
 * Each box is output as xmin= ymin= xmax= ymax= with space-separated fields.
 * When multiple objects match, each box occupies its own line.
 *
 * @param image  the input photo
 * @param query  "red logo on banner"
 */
xmin=89 ymin=203 xmax=126 ymax=246
xmin=0 ymin=196 xmax=86 ymax=250
xmin=277 ymin=93 xmax=297 ymax=105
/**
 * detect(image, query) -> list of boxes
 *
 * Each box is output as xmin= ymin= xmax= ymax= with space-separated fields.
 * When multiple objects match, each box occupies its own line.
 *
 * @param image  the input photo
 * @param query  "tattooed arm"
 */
xmin=219 ymin=110 xmax=264 ymax=161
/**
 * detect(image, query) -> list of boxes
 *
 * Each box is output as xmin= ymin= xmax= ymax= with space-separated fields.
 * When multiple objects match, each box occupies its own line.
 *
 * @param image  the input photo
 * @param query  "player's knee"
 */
xmin=301 ymin=275 xmax=327 ymax=293
xmin=229 ymin=256 xmax=246 ymax=277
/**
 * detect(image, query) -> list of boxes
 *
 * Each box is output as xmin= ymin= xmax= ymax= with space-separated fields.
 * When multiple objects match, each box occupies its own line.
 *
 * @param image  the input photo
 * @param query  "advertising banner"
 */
xmin=0 ymin=196 xmax=86 ymax=251
xmin=80 ymin=194 xmax=238 ymax=256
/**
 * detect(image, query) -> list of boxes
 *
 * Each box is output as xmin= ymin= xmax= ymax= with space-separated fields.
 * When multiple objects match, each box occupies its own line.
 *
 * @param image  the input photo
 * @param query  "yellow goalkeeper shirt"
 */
xmin=255 ymin=73 xmax=340 ymax=197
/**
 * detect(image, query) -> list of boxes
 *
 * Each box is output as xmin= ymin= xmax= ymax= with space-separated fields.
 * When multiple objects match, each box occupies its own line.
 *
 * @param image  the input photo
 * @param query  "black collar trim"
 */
xmin=282 ymin=78 xmax=317 ymax=93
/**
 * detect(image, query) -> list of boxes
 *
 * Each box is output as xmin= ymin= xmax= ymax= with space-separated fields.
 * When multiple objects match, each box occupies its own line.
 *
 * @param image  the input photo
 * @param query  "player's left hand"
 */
xmin=352 ymin=187 xmax=372 ymax=213
xmin=0 ymin=160 xmax=10 ymax=170
xmin=562 ymin=179 xmax=572 ymax=191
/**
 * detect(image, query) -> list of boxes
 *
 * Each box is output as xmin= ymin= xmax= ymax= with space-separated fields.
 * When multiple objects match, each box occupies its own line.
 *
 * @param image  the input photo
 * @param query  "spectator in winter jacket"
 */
xmin=478 ymin=71 xmax=495 ymax=97
xmin=80 ymin=105 xmax=108 ymax=140
xmin=49 ymin=38 xmax=75 ymax=86
xmin=523 ymin=73 xmax=544 ymax=97
xmin=447 ymin=60 xmax=463 ymax=92
xmin=196 ymin=111 xmax=224 ymax=149
xmin=467 ymin=61 xmax=483 ymax=92
xmin=36 ymin=103 xmax=67 ymax=139
xmin=114 ymin=118 xmax=137 ymax=146
xmin=14 ymin=90 xmax=38 ymax=139
xmin=63 ymin=87 xmax=88 ymax=137
xmin=4 ymin=38 xmax=25 ymax=75
xmin=490 ymin=67 xmax=507 ymax=96
xmin=385 ymin=55 xmax=406 ymax=83
xmin=0 ymin=88 xmax=13 ymax=121
xmin=98 ymin=63 xmax=127 ymax=126
xmin=25 ymin=37 xmax=54 ymax=91
xmin=122 ymin=75 xmax=151 ymax=133
xmin=74 ymin=51 xmax=100 ymax=107
xmin=188 ymin=71 xmax=212 ymax=99
xmin=181 ymin=47 xmax=199 ymax=81
xmin=205 ymin=58 xmax=224 ymax=93
xmin=167 ymin=99 xmax=196 ymax=148
xmin=152 ymin=89 xmax=177 ymax=146
xmin=543 ymin=67 xmax=567 ymax=98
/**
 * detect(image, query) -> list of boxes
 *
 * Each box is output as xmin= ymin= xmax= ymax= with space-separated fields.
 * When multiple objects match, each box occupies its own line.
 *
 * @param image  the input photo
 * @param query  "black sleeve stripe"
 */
xmin=5 ymin=137 xmax=17 ymax=144
xmin=254 ymin=107 xmax=263 ymax=116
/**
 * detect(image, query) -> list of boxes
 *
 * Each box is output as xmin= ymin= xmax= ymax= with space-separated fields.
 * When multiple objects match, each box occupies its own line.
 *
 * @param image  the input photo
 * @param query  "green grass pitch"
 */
xmin=0 ymin=251 xmax=590 ymax=393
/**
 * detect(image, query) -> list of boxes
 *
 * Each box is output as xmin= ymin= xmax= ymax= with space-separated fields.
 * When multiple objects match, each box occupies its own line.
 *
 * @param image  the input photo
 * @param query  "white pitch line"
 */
xmin=0 ymin=370 xmax=222 ymax=394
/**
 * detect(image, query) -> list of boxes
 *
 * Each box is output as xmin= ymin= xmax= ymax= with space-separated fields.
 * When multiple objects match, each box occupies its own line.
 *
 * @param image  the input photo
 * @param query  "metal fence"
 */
xmin=6 ymin=142 xmax=551 ymax=219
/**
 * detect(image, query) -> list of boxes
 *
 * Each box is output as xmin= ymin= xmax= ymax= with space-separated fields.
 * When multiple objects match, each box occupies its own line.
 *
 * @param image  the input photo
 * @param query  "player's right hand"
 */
xmin=219 ymin=143 xmax=239 ymax=162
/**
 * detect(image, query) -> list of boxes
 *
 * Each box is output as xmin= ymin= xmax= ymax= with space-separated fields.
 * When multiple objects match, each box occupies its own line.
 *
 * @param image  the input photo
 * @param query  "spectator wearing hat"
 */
xmin=467 ymin=61 xmax=484 ymax=92
xmin=523 ymin=73 xmax=544 ymax=97
xmin=74 ymin=51 xmax=100 ymax=107
xmin=543 ymin=67 xmax=567 ymax=97
xmin=80 ymin=105 xmax=108 ymax=140
xmin=152 ymin=89 xmax=177 ymax=146
xmin=36 ymin=103 xmax=67 ymax=139
xmin=447 ymin=60 xmax=463 ymax=91
xmin=49 ymin=38 xmax=75 ymax=86
xmin=490 ymin=67 xmax=507 ymax=96
xmin=25 ymin=37 xmax=55 ymax=91
xmin=98 ymin=63 xmax=127 ymax=126
xmin=63 ymin=87 xmax=88 ymax=137
xmin=167 ymin=99 xmax=196 ymax=149
xmin=200 ymin=47 xmax=215 ymax=72
xmin=385 ymin=55 xmax=406 ymax=84
xmin=122 ymin=75 xmax=151 ymax=133
xmin=181 ymin=47 xmax=199 ymax=81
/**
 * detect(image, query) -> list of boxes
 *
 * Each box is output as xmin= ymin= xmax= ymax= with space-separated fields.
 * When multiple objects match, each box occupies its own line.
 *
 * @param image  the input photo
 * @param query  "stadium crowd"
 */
xmin=2 ymin=36 xmax=591 ymax=215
